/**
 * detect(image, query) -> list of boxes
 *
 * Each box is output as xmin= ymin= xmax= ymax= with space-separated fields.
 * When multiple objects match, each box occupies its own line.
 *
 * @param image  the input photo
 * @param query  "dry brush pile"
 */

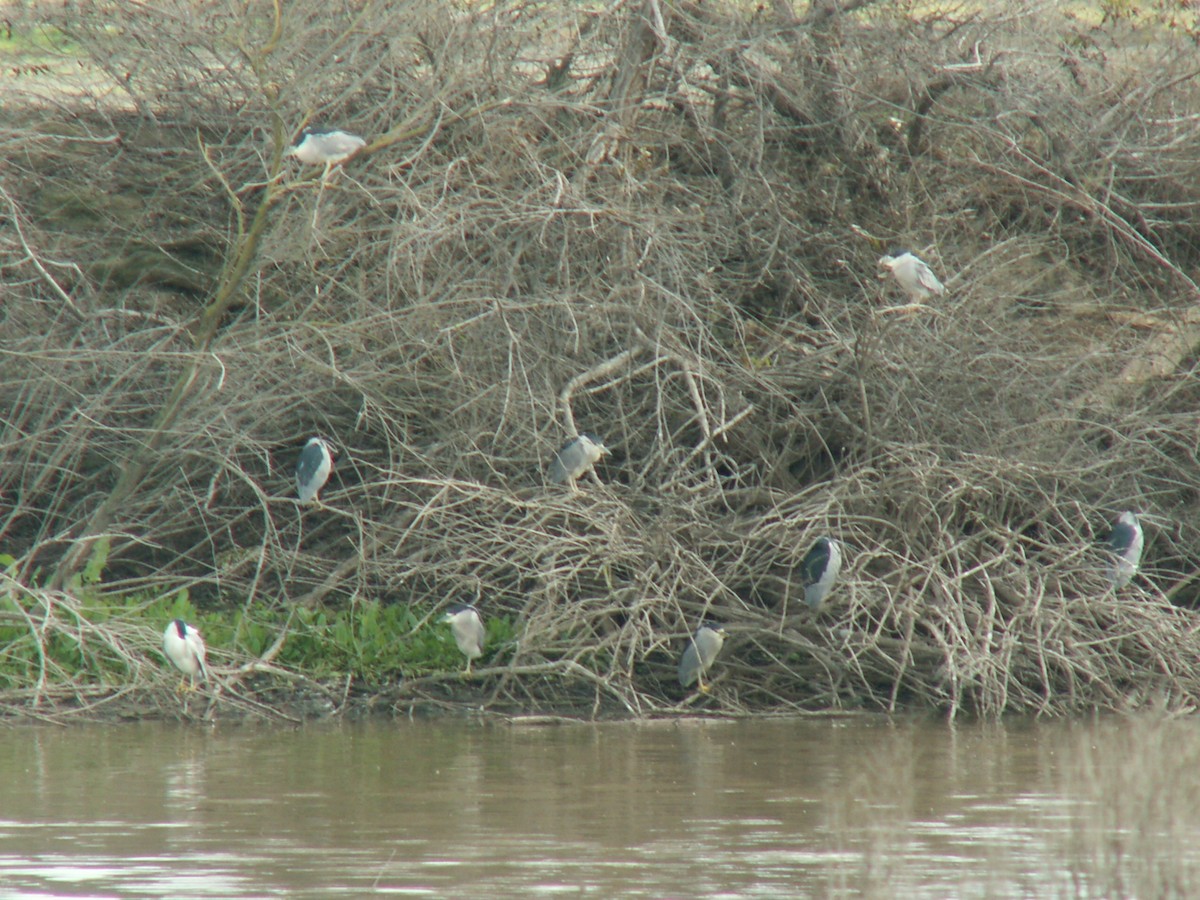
xmin=3 ymin=0 xmax=1200 ymax=718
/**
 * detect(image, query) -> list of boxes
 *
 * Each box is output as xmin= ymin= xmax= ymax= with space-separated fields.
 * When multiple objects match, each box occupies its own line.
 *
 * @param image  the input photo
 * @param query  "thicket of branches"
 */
xmin=4 ymin=0 xmax=1200 ymax=718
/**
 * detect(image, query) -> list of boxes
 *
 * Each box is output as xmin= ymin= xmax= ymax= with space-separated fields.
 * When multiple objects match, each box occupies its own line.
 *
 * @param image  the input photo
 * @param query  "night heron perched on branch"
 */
xmin=163 ymin=619 xmax=207 ymax=691
xmin=296 ymin=437 xmax=334 ymax=504
xmin=442 ymin=604 xmax=485 ymax=673
xmin=547 ymin=432 xmax=610 ymax=490
xmin=1105 ymin=511 xmax=1144 ymax=589
xmin=878 ymin=250 xmax=946 ymax=303
xmin=801 ymin=537 xmax=843 ymax=610
xmin=678 ymin=621 xmax=727 ymax=692
xmin=285 ymin=126 xmax=366 ymax=167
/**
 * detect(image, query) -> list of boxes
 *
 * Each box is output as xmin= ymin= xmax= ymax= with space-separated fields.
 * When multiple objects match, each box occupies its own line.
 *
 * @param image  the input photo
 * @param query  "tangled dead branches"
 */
xmin=4 ymin=0 xmax=1200 ymax=719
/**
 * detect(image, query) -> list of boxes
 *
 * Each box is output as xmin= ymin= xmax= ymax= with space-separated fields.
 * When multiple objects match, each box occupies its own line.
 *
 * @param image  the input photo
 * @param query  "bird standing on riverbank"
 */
xmin=163 ymin=619 xmax=207 ymax=691
xmin=442 ymin=604 xmax=485 ymax=674
xmin=678 ymin=622 xmax=727 ymax=692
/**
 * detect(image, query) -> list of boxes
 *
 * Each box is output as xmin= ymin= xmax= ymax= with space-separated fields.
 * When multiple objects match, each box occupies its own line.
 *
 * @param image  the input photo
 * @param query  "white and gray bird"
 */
xmin=878 ymin=250 xmax=946 ymax=303
xmin=442 ymin=604 xmax=485 ymax=673
xmin=678 ymin=621 xmax=727 ymax=692
xmin=1105 ymin=511 xmax=1144 ymax=589
xmin=547 ymin=432 xmax=610 ymax=490
xmin=285 ymin=126 xmax=366 ymax=167
xmin=163 ymin=619 xmax=208 ymax=691
xmin=801 ymin=537 xmax=843 ymax=610
xmin=296 ymin=437 xmax=334 ymax=504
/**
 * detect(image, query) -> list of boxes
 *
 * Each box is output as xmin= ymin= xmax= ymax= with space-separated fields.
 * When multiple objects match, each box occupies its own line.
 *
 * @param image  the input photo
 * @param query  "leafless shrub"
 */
xmin=4 ymin=0 xmax=1200 ymax=718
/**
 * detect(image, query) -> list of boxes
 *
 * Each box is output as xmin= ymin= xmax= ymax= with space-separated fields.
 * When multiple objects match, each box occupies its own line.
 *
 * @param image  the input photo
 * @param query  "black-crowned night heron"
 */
xmin=548 ymin=432 xmax=610 ymax=490
xmin=285 ymin=126 xmax=367 ymax=167
xmin=678 ymin=621 xmax=727 ymax=692
xmin=296 ymin=437 xmax=333 ymax=504
xmin=163 ymin=619 xmax=207 ymax=690
xmin=1106 ymin=511 xmax=1144 ymax=589
xmin=442 ymin=604 xmax=485 ymax=673
xmin=878 ymin=250 xmax=946 ymax=303
xmin=801 ymin=536 xmax=843 ymax=610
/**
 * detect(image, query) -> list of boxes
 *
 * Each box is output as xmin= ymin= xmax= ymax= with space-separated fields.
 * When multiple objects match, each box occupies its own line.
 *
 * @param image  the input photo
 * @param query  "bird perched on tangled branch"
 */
xmin=801 ymin=537 xmax=843 ymax=611
xmin=296 ymin=437 xmax=334 ymax=504
xmin=1105 ymin=511 xmax=1143 ymax=590
xmin=285 ymin=126 xmax=366 ymax=167
xmin=879 ymin=250 xmax=946 ymax=303
xmin=547 ymin=432 xmax=609 ymax=491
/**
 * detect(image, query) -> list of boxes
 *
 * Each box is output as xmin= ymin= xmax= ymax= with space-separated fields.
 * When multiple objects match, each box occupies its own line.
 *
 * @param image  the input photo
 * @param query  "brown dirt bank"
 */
xmin=0 ymin=675 xmax=883 ymax=726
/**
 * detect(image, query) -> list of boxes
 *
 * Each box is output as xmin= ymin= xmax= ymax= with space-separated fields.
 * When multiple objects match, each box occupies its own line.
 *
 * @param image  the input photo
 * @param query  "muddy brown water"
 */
xmin=2 ymin=715 xmax=1198 ymax=897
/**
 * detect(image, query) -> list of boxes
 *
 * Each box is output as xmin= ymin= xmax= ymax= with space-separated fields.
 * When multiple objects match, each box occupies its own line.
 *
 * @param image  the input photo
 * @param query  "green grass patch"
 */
xmin=205 ymin=598 xmax=516 ymax=682
xmin=0 ymin=544 xmax=516 ymax=690
xmin=0 ymin=23 xmax=79 ymax=60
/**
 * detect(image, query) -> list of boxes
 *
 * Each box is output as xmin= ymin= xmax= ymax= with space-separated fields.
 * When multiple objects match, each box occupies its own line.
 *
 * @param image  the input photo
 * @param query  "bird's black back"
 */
xmin=801 ymin=538 xmax=832 ymax=586
xmin=1108 ymin=520 xmax=1139 ymax=554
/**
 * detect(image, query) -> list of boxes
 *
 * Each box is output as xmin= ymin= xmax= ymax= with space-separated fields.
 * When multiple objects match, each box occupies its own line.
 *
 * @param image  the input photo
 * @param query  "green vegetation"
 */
xmin=247 ymin=602 xmax=515 ymax=678
xmin=0 ymin=547 xmax=515 ymax=696
xmin=0 ymin=23 xmax=75 ymax=58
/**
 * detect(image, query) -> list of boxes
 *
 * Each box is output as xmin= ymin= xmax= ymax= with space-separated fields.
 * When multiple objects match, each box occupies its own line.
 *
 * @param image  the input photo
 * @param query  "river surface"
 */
xmin=2 ymin=714 xmax=1199 ymax=898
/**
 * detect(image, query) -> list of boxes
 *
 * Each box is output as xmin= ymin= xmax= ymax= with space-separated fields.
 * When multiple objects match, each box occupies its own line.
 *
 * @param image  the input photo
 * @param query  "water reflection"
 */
xmin=0 ymin=716 xmax=1198 ymax=896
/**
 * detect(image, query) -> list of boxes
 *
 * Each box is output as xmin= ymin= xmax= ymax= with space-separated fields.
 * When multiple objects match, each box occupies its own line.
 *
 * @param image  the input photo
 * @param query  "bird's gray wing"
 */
xmin=916 ymin=261 xmax=945 ymax=295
